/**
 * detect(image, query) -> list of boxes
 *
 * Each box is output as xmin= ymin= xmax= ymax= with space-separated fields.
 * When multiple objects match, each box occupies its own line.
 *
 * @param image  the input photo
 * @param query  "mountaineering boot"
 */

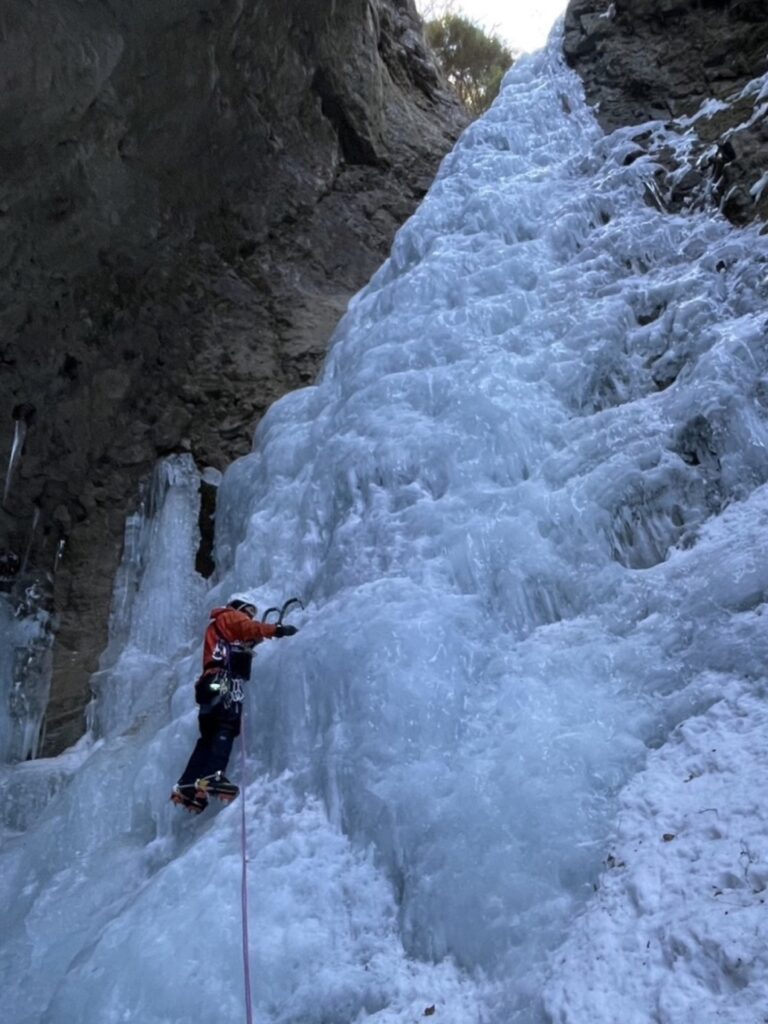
xmin=195 ymin=771 xmax=240 ymax=804
xmin=170 ymin=783 xmax=209 ymax=814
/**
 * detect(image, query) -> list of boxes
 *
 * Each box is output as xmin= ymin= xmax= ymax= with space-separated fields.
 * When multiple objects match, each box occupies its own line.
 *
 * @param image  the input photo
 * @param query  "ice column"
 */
xmin=90 ymin=454 xmax=206 ymax=738
xmin=0 ymin=579 xmax=54 ymax=764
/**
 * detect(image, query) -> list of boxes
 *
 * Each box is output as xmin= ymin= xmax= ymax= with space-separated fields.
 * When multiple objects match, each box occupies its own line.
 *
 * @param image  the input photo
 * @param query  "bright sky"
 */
xmin=416 ymin=1 xmax=568 ymax=53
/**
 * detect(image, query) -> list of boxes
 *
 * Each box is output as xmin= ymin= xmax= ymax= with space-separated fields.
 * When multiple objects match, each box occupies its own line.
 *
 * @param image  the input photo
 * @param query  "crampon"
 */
xmin=195 ymin=771 xmax=240 ymax=804
xmin=170 ymin=783 xmax=209 ymax=814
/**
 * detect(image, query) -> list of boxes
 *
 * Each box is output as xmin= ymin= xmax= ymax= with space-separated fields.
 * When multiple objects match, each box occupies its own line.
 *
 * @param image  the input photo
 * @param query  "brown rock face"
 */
xmin=0 ymin=0 xmax=466 ymax=755
xmin=563 ymin=0 xmax=768 ymax=225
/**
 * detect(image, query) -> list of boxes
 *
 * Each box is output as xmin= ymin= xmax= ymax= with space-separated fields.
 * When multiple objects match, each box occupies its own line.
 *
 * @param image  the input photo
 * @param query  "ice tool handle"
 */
xmin=262 ymin=596 xmax=304 ymax=624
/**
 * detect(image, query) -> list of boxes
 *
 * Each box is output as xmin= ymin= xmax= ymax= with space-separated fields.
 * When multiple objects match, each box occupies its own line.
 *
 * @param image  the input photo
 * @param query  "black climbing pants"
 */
xmin=177 ymin=675 xmax=242 ymax=788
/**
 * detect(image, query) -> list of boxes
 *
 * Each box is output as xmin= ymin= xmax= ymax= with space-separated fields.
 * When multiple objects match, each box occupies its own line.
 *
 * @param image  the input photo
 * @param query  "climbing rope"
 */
xmin=219 ymin=635 xmax=253 ymax=1024
xmin=239 ymin=701 xmax=254 ymax=1024
xmin=237 ymin=598 xmax=303 ymax=1023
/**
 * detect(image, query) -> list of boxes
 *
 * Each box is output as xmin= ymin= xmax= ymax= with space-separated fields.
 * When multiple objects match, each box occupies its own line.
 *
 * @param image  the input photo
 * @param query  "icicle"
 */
xmin=20 ymin=504 xmax=40 ymax=576
xmin=54 ymin=538 xmax=66 ymax=575
xmin=2 ymin=403 xmax=35 ymax=506
xmin=3 ymin=421 xmax=26 ymax=505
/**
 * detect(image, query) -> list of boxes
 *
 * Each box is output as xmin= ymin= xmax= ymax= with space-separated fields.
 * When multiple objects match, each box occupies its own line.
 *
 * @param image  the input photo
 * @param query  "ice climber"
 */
xmin=171 ymin=598 xmax=298 ymax=813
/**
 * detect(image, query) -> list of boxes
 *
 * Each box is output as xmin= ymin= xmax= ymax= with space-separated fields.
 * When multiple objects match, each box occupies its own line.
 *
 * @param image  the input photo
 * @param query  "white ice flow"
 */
xmin=3 ymin=28 xmax=768 ymax=1024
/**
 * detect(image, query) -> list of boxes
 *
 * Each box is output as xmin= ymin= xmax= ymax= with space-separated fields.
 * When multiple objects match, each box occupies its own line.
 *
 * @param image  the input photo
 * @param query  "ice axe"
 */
xmin=261 ymin=597 xmax=304 ymax=624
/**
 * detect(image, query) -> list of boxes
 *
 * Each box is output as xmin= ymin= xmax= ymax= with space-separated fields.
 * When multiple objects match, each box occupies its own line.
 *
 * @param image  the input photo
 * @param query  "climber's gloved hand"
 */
xmin=275 ymin=624 xmax=298 ymax=638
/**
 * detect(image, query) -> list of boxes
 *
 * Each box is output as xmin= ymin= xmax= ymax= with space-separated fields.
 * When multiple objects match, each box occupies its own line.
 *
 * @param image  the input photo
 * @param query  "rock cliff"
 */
xmin=0 ymin=0 xmax=465 ymax=754
xmin=564 ymin=0 xmax=768 ymax=226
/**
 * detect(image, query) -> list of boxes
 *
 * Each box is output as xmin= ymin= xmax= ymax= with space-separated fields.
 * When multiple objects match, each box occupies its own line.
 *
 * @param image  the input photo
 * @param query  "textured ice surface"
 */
xmin=543 ymin=675 xmax=768 ymax=1024
xmin=0 ymin=582 xmax=53 ymax=764
xmin=3 ymin=27 xmax=768 ymax=1024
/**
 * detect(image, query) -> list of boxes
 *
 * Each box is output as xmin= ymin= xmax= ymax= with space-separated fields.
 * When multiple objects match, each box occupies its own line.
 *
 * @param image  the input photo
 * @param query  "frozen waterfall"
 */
xmin=2 ymin=31 xmax=768 ymax=1024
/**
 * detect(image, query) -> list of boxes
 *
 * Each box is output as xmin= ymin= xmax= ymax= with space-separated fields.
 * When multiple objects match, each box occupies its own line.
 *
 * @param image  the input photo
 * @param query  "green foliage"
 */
xmin=425 ymin=13 xmax=515 ymax=116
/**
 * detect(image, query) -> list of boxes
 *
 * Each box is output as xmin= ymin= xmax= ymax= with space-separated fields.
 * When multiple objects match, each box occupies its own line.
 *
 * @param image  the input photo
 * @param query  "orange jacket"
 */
xmin=203 ymin=607 xmax=278 ymax=674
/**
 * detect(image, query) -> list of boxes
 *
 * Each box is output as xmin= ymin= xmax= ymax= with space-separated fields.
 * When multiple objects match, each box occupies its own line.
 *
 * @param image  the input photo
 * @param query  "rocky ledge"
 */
xmin=564 ymin=0 xmax=768 ymax=227
xmin=0 ymin=0 xmax=465 ymax=755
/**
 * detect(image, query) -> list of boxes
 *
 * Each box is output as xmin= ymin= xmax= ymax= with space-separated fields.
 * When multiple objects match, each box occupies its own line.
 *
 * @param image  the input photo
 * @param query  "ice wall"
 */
xmin=3 ymin=29 xmax=768 ymax=1024
xmin=212 ymin=44 xmax=768 ymax=1003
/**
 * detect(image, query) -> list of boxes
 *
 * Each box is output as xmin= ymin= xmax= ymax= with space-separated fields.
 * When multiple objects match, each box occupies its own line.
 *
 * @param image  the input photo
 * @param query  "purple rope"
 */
xmin=239 ymin=702 xmax=254 ymax=1024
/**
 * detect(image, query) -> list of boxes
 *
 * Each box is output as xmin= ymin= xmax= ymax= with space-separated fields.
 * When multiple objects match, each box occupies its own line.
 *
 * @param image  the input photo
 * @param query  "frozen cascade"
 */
xmin=90 ymin=454 xmax=207 ymax=739
xmin=3 ymin=31 xmax=768 ymax=1024
xmin=0 ymin=580 xmax=54 ymax=765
